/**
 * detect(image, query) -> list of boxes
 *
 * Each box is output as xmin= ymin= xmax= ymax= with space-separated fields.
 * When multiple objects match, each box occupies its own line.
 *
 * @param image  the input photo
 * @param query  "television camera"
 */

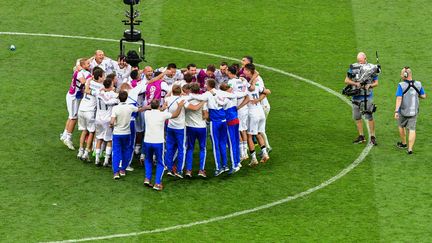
xmin=120 ymin=0 xmax=145 ymax=67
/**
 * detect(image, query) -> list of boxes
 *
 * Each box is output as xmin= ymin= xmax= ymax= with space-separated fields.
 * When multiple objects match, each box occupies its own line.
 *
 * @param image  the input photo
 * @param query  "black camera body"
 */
xmin=125 ymin=50 xmax=142 ymax=68
xmin=342 ymin=85 xmax=361 ymax=96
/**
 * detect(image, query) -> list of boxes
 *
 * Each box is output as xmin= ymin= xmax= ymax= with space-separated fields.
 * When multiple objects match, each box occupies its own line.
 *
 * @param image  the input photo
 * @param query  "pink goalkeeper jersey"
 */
xmin=145 ymin=80 xmax=163 ymax=105
xmin=68 ymin=69 xmax=91 ymax=97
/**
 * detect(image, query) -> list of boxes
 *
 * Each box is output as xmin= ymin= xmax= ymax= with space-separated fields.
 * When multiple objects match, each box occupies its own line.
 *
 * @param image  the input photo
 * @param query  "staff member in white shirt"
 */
xmin=143 ymin=99 xmax=184 ymax=191
xmin=110 ymin=91 xmax=144 ymax=180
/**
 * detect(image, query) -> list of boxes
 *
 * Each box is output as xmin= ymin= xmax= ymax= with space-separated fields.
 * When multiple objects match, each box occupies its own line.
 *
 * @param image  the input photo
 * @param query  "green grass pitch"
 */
xmin=1 ymin=0 xmax=432 ymax=242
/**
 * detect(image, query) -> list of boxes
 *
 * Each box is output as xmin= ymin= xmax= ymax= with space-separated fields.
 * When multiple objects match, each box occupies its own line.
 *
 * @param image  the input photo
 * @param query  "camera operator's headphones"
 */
xmin=402 ymin=66 xmax=410 ymax=79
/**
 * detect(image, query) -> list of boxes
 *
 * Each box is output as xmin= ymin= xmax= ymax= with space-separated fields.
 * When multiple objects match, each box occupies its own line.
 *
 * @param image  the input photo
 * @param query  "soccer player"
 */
xmin=61 ymin=58 xmax=91 ymax=150
xmin=239 ymin=56 xmax=253 ymax=79
xmin=122 ymin=70 xmax=167 ymax=170
xmin=184 ymin=63 xmax=198 ymax=81
xmin=113 ymin=54 xmax=131 ymax=91
xmin=110 ymin=91 xmax=145 ymax=179
xmin=184 ymin=83 xmax=208 ymax=177
xmin=197 ymin=64 xmax=216 ymax=93
xmin=143 ymin=99 xmax=184 ymax=191
xmin=164 ymin=85 xmax=188 ymax=178
xmin=94 ymin=76 xmax=119 ymax=166
xmin=128 ymin=70 xmax=146 ymax=157
xmin=239 ymin=67 xmax=271 ymax=166
xmin=77 ymin=67 xmax=105 ymax=161
xmin=90 ymin=50 xmax=116 ymax=74
xmin=165 ymin=85 xmax=206 ymax=178
xmin=244 ymin=63 xmax=272 ymax=152
xmin=219 ymin=82 xmax=247 ymax=172
xmin=227 ymin=66 xmax=249 ymax=161
xmin=214 ymin=62 xmax=229 ymax=88
xmin=158 ymin=63 xmax=184 ymax=87
xmin=166 ymin=73 xmax=195 ymax=97
xmin=120 ymin=70 xmax=147 ymax=172
xmin=145 ymin=71 xmax=169 ymax=107
xmin=182 ymin=83 xmax=191 ymax=95
xmin=141 ymin=66 xmax=154 ymax=83
xmin=191 ymin=79 xmax=228 ymax=176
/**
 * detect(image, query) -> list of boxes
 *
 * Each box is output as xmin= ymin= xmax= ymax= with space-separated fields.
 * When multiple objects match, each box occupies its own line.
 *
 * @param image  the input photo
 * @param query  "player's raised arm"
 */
xmin=147 ymin=69 xmax=169 ymax=84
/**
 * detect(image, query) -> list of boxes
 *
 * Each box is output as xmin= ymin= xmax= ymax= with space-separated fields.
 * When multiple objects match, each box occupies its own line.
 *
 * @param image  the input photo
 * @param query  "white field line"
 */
xmin=0 ymin=32 xmax=372 ymax=242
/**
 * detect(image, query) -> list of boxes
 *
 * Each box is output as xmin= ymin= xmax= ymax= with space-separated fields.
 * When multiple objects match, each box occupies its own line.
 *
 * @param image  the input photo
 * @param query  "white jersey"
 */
xmin=144 ymin=109 xmax=172 ymax=143
xmin=165 ymin=95 xmax=186 ymax=129
xmin=160 ymin=81 xmax=170 ymax=106
xmin=90 ymin=57 xmax=116 ymax=75
xmin=191 ymin=89 xmax=226 ymax=122
xmin=128 ymin=80 xmax=146 ymax=106
xmin=79 ymin=80 xmax=104 ymax=112
xmin=157 ymin=68 xmax=184 ymax=86
xmin=185 ymin=99 xmax=208 ymax=128
xmin=111 ymin=103 xmax=139 ymax=135
xmin=255 ymin=76 xmax=270 ymax=108
xmin=247 ymin=83 xmax=265 ymax=111
xmin=228 ymin=77 xmax=249 ymax=106
xmin=127 ymin=81 xmax=147 ymax=106
xmin=73 ymin=69 xmax=92 ymax=95
xmin=96 ymin=90 xmax=119 ymax=122
xmin=114 ymin=63 xmax=131 ymax=90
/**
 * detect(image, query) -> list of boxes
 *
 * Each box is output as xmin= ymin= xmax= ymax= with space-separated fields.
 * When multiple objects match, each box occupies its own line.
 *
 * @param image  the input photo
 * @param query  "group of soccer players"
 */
xmin=60 ymin=50 xmax=272 ymax=190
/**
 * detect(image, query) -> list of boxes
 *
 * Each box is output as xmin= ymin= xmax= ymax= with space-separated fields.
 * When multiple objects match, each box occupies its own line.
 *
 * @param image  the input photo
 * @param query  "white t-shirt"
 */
xmin=96 ymin=91 xmax=119 ymax=122
xmin=79 ymin=80 xmax=104 ymax=112
xmin=111 ymin=102 xmax=138 ymax=135
xmin=144 ymin=109 xmax=172 ymax=143
xmin=165 ymin=95 xmax=186 ymax=129
xmin=185 ymin=99 xmax=208 ymax=128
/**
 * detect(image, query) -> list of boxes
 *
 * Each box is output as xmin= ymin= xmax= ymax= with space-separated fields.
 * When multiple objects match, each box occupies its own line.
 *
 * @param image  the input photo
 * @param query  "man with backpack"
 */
xmin=394 ymin=67 xmax=426 ymax=154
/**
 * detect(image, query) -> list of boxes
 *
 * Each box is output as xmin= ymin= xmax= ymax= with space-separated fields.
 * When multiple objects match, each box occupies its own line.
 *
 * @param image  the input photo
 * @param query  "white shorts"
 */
xmin=95 ymin=119 xmax=113 ymax=141
xmin=247 ymin=109 xmax=265 ymax=135
xmin=78 ymin=110 xmax=96 ymax=132
xmin=238 ymin=106 xmax=249 ymax=132
xmin=135 ymin=112 xmax=145 ymax=133
xmin=66 ymin=94 xmax=80 ymax=119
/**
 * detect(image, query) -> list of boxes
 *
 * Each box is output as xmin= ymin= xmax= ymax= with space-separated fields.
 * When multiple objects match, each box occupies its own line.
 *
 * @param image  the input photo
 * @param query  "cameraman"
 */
xmin=344 ymin=52 xmax=379 ymax=145
xmin=394 ymin=67 xmax=426 ymax=154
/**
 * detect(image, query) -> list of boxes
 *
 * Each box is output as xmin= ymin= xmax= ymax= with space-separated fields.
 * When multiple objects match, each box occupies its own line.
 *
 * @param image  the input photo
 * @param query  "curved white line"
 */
xmin=0 ymin=32 xmax=372 ymax=242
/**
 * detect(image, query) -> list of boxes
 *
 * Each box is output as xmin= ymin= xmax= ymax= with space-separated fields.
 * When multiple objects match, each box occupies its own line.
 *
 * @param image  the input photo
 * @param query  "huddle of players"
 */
xmin=60 ymin=50 xmax=272 ymax=189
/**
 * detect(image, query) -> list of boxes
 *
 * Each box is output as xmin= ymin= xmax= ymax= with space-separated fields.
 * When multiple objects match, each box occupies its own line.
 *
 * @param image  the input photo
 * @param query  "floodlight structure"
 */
xmin=120 ymin=0 xmax=145 ymax=67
